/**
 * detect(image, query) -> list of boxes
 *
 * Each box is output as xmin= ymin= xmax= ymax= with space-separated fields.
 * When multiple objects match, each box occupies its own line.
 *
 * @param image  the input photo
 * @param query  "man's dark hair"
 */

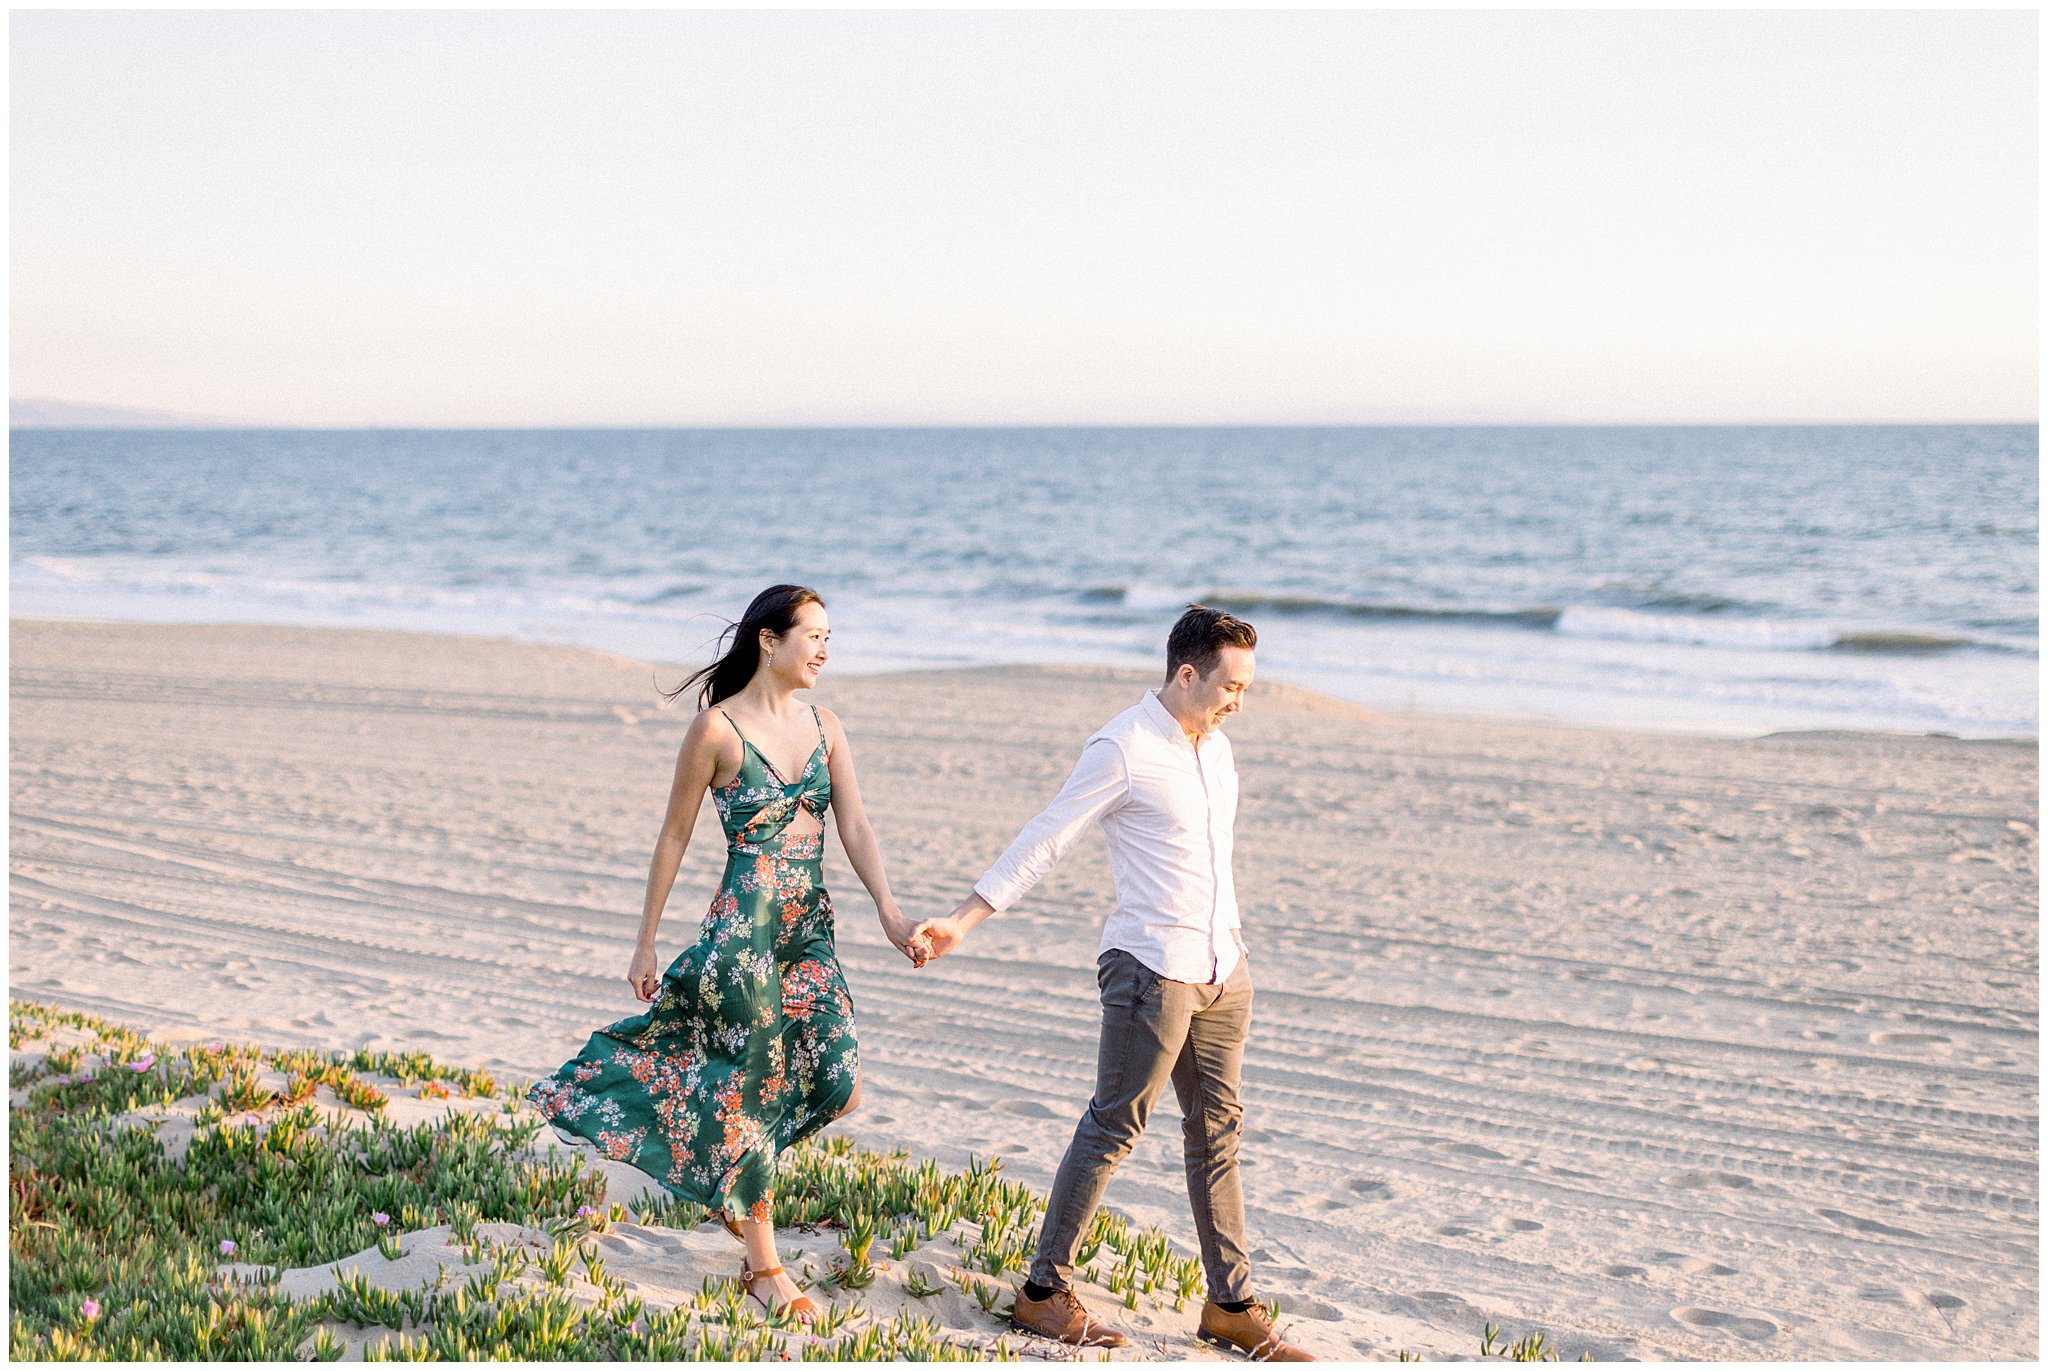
xmin=1165 ymin=604 xmax=1257 ymax=684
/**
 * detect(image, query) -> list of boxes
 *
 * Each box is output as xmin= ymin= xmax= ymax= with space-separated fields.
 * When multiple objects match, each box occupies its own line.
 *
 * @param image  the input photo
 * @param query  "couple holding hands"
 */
xmin=529 ymin=585 xmax=1311 ymax=1361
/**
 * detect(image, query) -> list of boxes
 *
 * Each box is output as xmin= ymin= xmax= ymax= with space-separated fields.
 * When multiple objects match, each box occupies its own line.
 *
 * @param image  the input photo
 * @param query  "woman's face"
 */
xmin=769 ymin=601 xmax=831 ymax=685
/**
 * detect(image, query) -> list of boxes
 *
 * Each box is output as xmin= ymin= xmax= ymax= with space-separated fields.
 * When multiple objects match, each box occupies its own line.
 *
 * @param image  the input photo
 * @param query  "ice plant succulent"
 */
xmin=10 ymin=997 xmax=1286 ymax=1362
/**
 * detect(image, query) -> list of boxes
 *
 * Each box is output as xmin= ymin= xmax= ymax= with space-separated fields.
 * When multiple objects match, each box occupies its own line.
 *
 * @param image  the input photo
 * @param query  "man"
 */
xmin=911 ymin=605 xmax=1312 ymax=1362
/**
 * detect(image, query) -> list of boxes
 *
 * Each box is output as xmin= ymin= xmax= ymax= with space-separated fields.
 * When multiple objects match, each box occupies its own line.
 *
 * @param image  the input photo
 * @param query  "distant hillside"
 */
xmin=10 ymin=397 xmax=236 ymax=428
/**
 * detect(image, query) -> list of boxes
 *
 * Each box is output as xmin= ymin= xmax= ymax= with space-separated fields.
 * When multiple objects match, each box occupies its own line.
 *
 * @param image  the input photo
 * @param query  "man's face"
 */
xmin=1181 ymin=647 xmax=1256 ymax=733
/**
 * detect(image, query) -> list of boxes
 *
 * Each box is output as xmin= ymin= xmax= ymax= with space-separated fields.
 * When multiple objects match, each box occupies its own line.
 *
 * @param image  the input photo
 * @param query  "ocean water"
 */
xmin=9 ymin=425 xmax=2037 ymax=737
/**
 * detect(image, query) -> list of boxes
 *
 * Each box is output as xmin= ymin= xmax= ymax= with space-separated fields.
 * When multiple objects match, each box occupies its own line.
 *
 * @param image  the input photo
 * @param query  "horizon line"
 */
xmin=10 ymin=418 xmax=2040 ymax=432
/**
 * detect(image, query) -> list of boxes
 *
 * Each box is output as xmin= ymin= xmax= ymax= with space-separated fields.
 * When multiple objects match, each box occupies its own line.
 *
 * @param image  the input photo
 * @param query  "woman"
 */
xmin=528 ymin=584 xmax=922 ymax=1323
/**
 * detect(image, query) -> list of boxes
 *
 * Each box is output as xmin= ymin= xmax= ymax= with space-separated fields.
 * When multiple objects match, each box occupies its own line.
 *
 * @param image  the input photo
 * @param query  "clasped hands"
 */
xmin=880 ymin=910 xmax=964 ymax=968
xmin=632 ymin=909 xmax=966 ymax=998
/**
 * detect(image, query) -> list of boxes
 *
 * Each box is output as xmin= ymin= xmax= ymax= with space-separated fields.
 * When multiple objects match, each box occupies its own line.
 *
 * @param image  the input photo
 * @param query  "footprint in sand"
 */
xmin=1671 ymin=1308 xmax=1779 ymax=1341
xmin=1662 ymin=1171 xmax=1755 ymax=1191
xmin=1298 ymin=1196 xmax=1351 ymax=1214
xmin=1407 ymin=1290 xmax=1482 ymax=1320
xmin=1600 ymin=1264 xmax=1648 ymax=1278
xmin=1870 ymin=1031 xmax=1951 ymax=1048
xmin=1645 ymin=1250 xmax=1746 ymax=1281
xmin=1346 ymin=1177 xmax=1394 ymax=1201
xmin=991 ymin=1099 xmax=1056 ymax=1118
xmin=1434 ymin=1224 xmax=1473 ymax=1237
xmin=1815 ymin=1208 xmax=1924 ymax=1240
xmin=1679 ymin=1258 xmax=1737 ymax=1276
xmin=1494 ymin=1218 xmax=1544 ymax=1233
xmin=1432 ymin=1141 xmax=1508 ymax=1160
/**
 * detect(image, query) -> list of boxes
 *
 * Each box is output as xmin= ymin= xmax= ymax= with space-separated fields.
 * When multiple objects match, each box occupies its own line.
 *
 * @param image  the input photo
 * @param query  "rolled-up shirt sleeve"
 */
xmin=972 ymin=738 xmax=1130 ymax=912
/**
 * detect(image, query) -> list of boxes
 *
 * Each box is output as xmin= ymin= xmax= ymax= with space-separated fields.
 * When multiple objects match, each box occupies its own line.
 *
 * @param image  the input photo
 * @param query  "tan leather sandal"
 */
xmin=740 ymin=1259 xmax=820 ymax=1323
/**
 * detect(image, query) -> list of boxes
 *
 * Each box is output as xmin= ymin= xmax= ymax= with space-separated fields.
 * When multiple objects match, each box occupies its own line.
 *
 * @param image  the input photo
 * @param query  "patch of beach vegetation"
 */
xmin=8 ymin=999 xmax=1336 ymax=1361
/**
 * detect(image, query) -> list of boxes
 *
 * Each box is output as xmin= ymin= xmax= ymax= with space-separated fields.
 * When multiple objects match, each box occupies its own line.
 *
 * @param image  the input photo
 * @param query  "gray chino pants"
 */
xmin=1028 ymin=947 xmax=1255 ymax=1303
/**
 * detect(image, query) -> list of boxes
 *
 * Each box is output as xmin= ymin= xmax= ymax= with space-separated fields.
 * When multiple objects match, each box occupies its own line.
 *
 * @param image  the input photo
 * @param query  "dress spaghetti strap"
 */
xmin=713 ymin=706 xmax=751 ymax=747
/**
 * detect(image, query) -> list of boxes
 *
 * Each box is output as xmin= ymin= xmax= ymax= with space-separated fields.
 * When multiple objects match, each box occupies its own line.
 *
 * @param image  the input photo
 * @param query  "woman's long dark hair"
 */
xmin=665 ymin=584 xmax=824 ymax=710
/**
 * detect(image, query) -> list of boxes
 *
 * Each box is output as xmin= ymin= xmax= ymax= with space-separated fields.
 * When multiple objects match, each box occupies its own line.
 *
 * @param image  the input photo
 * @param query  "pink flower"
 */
xmin=220 ymin=1239 xmax=237 ymax=1257
xmin=78 ymin=1072 xmax=95 ymax=1084
xmin=80 ymin=1298 xmax=100 ymax=1321
xmin=129 ymin=1054 xmax=156 ymax=1073
xmin=372 ymin=1212 xmax=390 ymax=1227
xmin=577 ymin=1205 xmax=598 ymax=1219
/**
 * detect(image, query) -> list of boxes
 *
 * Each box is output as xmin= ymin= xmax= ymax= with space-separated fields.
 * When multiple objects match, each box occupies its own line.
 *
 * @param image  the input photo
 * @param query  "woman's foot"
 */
xmin=741 ymin=1259 xmax=820 ymax=1324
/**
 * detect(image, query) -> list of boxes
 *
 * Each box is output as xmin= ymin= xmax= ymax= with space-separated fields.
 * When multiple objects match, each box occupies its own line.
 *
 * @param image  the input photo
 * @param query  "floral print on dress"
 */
xmin=529 ymin=706 xmax=857 ymax=1218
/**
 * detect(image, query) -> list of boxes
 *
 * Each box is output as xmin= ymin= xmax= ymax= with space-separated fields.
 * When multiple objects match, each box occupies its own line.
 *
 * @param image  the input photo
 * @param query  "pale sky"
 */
xmin=9 ymin=8 xmax=2038 ymax=426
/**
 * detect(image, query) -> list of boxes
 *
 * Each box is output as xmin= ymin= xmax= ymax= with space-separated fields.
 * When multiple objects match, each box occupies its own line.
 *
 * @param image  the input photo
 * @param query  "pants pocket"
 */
xmin=1096 ymin=948 xmax=1159 ymax=1010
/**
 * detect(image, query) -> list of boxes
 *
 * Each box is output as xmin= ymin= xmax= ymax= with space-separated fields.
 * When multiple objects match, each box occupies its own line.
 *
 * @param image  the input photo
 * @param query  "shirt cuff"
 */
xmin=973 ymin=872 xmax=1020 ymax=913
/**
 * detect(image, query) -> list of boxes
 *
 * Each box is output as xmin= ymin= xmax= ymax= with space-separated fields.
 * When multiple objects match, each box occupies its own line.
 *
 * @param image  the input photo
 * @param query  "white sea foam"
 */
xmin=1118 ymin=583 xmax=1200 ymax=613
xmin=1555 ymin=605 xmax=1839 ymax=652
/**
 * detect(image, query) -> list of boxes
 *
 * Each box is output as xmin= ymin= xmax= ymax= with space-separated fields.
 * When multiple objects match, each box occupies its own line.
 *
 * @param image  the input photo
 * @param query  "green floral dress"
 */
xmin=529 ymin=705 xmax=858 ymax=1221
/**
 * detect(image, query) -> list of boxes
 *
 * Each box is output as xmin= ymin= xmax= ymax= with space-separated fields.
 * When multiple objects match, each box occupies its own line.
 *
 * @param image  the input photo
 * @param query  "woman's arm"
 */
xmin=628 ymin=710 xmax=731 ymax=1000
xmin=818 ymin=708 xmax=918 ymax=959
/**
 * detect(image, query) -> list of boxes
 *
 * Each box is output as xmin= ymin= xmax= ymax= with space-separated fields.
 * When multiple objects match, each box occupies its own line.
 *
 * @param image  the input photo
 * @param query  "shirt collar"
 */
xmin=1140 ymin=689 xmax=1196 ymax=748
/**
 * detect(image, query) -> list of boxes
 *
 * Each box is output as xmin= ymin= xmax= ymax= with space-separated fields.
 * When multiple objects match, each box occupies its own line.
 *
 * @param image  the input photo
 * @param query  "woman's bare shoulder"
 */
xmin=681 ymin=706 xmax=742 ymax=753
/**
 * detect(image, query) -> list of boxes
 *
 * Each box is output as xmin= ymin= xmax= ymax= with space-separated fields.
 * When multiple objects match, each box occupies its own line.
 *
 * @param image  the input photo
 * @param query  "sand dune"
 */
xmin=9 ymin=619 xmax=2037 ymax=1359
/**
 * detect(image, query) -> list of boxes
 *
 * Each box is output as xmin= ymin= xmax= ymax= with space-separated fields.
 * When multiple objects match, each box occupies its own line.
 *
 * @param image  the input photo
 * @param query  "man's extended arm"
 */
xmin=913 ymin=738 xmax=1128 ymax=960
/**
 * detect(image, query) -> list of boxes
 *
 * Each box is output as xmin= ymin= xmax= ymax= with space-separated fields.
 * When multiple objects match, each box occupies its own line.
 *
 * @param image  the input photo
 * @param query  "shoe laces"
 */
xmin=1049 ymin=1288 xmax=1106 ymax=1329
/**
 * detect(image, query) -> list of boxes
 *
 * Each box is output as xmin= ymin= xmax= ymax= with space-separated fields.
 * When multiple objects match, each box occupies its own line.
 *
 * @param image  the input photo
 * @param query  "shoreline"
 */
xmin=11 ymin=613 xmax=2037 ymax=746
xmin=10 ymin=617 xmax=2038 ymax=1360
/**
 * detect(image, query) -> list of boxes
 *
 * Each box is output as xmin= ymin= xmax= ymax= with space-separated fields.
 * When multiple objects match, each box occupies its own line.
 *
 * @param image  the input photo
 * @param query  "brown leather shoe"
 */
xmin=1010 ymin=1286 xmax=1128 ymax=1347
xmin=1198 ymin=1299 xmax=1315 ymax=1361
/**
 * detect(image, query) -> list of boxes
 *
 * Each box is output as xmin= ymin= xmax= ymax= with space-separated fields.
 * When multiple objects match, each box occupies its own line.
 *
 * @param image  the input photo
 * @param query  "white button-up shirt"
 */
xmin=974 ymin=689 xmax=1243 ymax=984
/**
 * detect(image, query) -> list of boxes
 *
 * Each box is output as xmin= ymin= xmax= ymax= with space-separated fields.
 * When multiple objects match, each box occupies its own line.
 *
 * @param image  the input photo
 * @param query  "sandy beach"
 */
xmin=9 ymin=618 xmax=2038 ymax=1360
